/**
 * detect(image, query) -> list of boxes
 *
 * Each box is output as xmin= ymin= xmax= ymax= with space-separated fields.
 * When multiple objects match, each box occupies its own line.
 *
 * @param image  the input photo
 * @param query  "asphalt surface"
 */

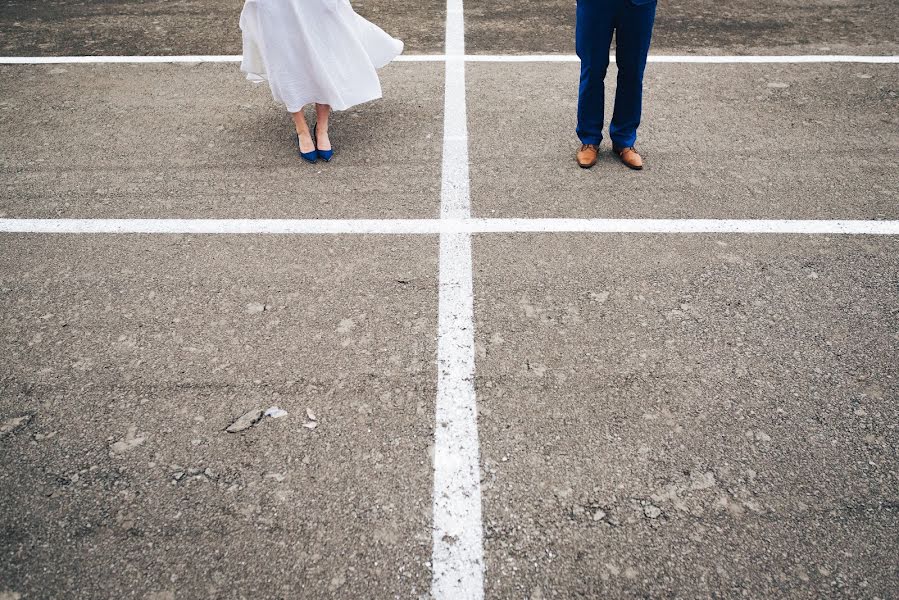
xmin=474 ymin=234 xmax=899 ymax=598
xmin=468 ymin=62 xmax=899 ymax=219
xmin=0 ymin=63 xmax=443 ymax=219
xmin=464 ymin=0 xmax=899 ymax=56
xmin=2 ymin=0 xmax=898 ymax=57
xmin=1 ymin=0 xmax=898 ymax=599
xmin=0 ymin=0 xmax=445 ymax=56
xmin=0 ymin=235 xmax=438 ymax=598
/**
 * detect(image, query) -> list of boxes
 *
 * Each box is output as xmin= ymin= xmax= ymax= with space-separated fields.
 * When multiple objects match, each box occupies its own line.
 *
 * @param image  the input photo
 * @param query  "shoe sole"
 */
xmin=617 ymin=156 xmax=643 ymax=170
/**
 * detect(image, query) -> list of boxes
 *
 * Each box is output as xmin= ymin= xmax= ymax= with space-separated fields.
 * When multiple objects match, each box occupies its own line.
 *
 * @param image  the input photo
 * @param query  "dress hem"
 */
xmin=242 ymin=71 xmax=388 ymax=112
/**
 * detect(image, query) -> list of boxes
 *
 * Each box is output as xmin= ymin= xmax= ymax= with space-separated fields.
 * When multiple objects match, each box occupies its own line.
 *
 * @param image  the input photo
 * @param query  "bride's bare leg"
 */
xmin=315 ymin=103 xmax=332 ymax=151
xmin=291 ymin=108 xmax=315 ymax=153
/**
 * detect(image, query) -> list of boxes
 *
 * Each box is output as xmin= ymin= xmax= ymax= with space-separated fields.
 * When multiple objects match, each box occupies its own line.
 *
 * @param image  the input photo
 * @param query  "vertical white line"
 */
xmin=432 ymin=0 xmax=484 ymax=597
xmin=440 ymin=0 xmax=470 ymax=220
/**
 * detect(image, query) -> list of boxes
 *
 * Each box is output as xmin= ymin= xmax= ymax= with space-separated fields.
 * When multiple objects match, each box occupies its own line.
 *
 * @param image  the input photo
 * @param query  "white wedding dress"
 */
xmin=239 ymin=0 xmax=404 ymax=112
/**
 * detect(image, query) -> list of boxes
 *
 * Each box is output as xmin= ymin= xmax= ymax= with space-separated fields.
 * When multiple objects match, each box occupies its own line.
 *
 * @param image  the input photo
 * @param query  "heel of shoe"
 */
xmin=313 ymin=124 xmax=334 ymax=162
xmin=295 ymin=132 xmax=318 ymax=163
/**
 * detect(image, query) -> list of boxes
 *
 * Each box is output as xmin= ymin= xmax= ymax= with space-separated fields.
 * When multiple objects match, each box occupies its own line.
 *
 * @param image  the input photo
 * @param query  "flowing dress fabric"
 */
xmin=240 ymin=0 xmax=403 ymax=112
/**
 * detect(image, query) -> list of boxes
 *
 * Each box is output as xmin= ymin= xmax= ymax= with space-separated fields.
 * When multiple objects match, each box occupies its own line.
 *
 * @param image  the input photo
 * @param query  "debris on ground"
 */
xmin=265 ymin=406 xmax=288 ymax=419
xmin=245 ymin=302 xmax=267 ymax=314
xmin=226 ymin=409 xmax=265 ymax=433
xmin=328 ymin=573 xmax=346 ymax=592
xmin=302 ymin=407 xmax=318 ymax=429
xmin=110 ymin=426 xmax=146 ymax=455
xmin=643 ymin=504 xmax=662 ymax=519
xmin=0 ymin=414 xmax=32 ymax=437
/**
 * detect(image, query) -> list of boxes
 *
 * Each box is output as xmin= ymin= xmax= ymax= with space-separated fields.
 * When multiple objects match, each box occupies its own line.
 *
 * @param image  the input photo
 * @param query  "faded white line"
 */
xmin=2 ymin=218 xmax=899 ymax=235
xmin=2 ymin=54 xmax=897 ymax=65
xmin=432 ymin=0 xmax=484 ymax=598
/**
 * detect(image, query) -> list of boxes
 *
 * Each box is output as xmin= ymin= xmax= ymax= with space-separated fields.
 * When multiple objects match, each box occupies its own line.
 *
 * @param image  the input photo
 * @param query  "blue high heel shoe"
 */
xmin=294 ymin=131 xmax=318 ymax=163
xmin=313 ymin=124 xmax=334 ymax=162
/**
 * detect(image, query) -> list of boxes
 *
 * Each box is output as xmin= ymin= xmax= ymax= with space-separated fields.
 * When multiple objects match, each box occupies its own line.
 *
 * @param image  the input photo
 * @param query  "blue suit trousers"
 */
xmin=576 ymin=0 xmax=657 ymax=148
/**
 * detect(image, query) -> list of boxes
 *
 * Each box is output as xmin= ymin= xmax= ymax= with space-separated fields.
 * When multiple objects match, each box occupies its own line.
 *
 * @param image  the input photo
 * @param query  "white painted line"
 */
xmin=647 ymin=54 xmax=899 ymax=64
xmin=0 ymin=54 xmax=442 ymax=64
xmin=0 ymin=218 xmax=443 ymax=235
xmin=433 ymin=230 xmax=482 ymax=600
xmin=0 ymin=55 xmax=243 ymax=64
xmin=2 ymin=54 xmax=897 ymax=65
xmin=440 ymin=39 xmax=470 ymax=217
xmin=464 ymin=54 xmax=899 ymax=63
xmin=2 ymin=218 xmax=899 ymax=235
xmin=431 ymin=0 xmax=484 ymax=598
xmin=462 ymin=54 xmax=579 ymax=62
xmin=467 ymin=218 xmax=899 ymax=235
xmin=398 ymin=54 xmax=448 ymax=62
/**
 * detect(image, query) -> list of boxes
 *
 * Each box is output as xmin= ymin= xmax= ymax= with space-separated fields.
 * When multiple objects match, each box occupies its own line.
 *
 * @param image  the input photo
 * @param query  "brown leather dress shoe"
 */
xmin=614 ymin=146 xmax=644 ymax=170
xmin=576 ymin=144 xmax=598 ymax=169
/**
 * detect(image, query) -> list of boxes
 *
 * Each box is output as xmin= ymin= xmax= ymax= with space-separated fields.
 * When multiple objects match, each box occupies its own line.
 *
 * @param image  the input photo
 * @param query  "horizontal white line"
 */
xmin=399 ymin=54 xmax=447 ymax=62
xmin=1 ymin=54 xmax=897 ymax=65
xmin=463 ymin=54 xmax=899 ymax=63
xmin=0 ymin=218 xmax=442 ymax=234
xmin=471 ymin=218 xmax=899 ymax=234
xmin=463 ymin=55 xmax=576 ymax=62
xmin=2 ymin=218 xmax=898 ymax=235
xmin=649 ymin=54 xmax=899 ymax=64
xmin=0 ymin=55 xmax=244 ymax=64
